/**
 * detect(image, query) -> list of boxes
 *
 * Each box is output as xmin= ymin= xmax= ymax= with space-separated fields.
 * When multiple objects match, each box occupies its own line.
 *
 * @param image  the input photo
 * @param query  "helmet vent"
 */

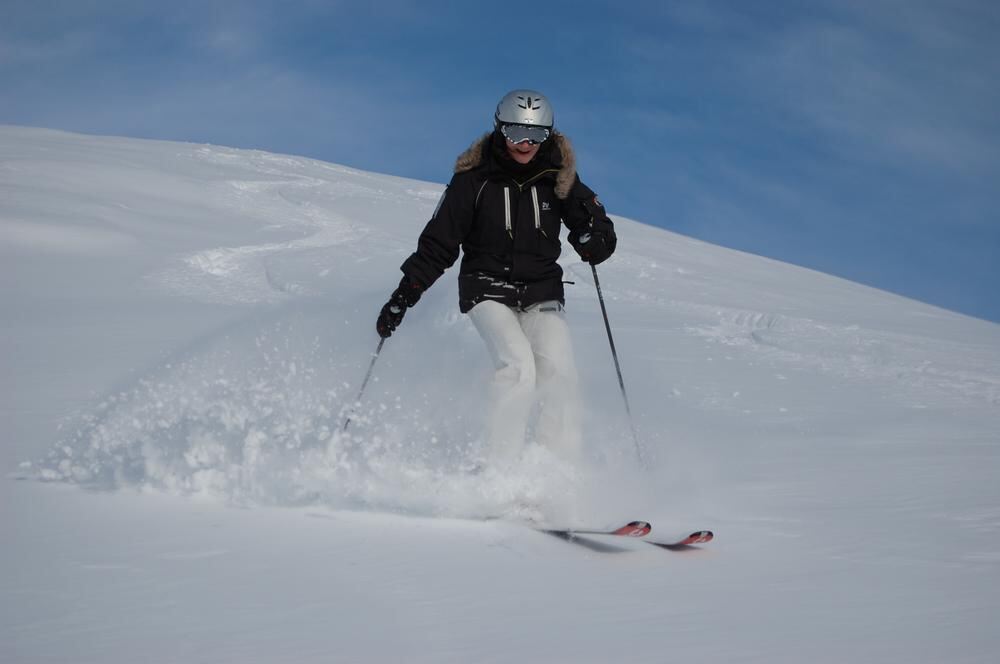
xmin=518 ymin=96 xmax=542 ymax=111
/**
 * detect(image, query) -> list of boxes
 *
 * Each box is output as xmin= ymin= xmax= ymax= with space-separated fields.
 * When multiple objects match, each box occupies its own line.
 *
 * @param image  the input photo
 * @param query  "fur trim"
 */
xmin=552 ymin=133 xmax=576 ymax=199
xmin=454 ymin=131 xmax=577 ymax=200
xmin=454 ymin=133 xmax=490 ymax=174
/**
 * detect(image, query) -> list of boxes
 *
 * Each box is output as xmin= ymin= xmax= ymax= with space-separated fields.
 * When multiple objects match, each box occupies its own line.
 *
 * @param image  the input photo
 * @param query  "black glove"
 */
xmin=571 ymin=226 xmax=617 ymax=265
xmin=570 ymin=195 xmax=617 ymax=265
xmin=376 ymin=276 xmax=424 ymax=338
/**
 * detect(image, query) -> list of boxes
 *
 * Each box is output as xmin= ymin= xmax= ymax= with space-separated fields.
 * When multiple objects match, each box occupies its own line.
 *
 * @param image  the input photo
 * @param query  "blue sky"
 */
xmin=3 ymin=0 xmax=998 ymax=321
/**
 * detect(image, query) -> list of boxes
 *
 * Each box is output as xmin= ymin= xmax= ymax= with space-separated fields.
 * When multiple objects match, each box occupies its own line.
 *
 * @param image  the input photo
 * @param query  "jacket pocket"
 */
xmin=533 ymin=186 xmax=562 ymax=245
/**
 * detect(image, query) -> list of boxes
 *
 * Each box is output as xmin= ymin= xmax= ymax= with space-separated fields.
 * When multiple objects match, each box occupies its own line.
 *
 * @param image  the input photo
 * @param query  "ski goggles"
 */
xmin=499 ymin=123 xmax=551 ymax=145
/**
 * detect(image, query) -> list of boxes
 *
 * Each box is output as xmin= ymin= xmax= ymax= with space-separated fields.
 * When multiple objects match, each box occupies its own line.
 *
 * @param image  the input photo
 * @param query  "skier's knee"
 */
xmin=495 ymin=341 xmax=536 ymax=386
xmin=496 ymin=356 xmax=536 ymax=389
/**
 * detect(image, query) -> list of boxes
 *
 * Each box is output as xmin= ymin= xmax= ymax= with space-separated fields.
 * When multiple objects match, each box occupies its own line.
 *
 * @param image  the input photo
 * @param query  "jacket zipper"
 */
xmin=531 ymin=185 xmax=544 ymax=237
xmin=503 ymin=186 xmax=512 ymax=239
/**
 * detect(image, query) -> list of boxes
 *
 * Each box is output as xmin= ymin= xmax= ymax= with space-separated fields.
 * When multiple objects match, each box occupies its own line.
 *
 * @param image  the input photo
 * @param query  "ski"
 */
xmin=646 ymin=530 xmax=714 ymax=550
xmin=542 ymin=520 xmax=652 ymax=538
xmin=538 ymin=521 xmax=714 ymax=554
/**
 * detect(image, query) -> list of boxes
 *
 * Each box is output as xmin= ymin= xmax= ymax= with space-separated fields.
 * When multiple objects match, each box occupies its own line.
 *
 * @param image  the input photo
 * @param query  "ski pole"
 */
xmin=591 ymin=264 xmax=647 ymax=468
xmin=341 ymin=337 xmax=386 ymax=432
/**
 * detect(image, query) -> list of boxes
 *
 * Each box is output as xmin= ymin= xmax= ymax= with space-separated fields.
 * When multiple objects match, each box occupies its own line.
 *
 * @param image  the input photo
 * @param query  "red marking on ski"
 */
xmin=544 ymin=520 xmax=652 ymax=538
xmin=647 ymin=530 xmax=714 ymax=550
xmin=609 ymin=521 xmax=653 ymax=537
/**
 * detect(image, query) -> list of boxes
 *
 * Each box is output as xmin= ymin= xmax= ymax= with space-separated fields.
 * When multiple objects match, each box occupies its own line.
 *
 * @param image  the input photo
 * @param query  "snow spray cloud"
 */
xmin=27 ymin=314 xmax=589 ymax=522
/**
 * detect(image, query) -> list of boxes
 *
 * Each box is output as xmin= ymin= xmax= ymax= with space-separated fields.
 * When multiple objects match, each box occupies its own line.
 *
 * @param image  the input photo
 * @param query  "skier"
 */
xmin=375 ymin=89 xmax=617 ymax=468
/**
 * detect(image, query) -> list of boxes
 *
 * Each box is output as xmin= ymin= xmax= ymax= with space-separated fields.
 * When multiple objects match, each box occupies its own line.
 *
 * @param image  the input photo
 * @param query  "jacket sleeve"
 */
xmin=400 ymin=173 xmax=476 ymax=289
xmin=562 ymin=175 xmax=616 ymax=251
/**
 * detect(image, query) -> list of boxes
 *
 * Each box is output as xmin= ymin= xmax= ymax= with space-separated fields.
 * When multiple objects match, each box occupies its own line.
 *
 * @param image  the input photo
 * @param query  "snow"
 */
xmin=2 ymin=125 xmax=999 ymax=663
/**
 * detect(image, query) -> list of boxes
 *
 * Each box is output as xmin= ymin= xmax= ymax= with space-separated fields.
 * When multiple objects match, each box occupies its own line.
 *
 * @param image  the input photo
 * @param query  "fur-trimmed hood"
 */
xmin=453 ymin=131 xmax=577 ymax=199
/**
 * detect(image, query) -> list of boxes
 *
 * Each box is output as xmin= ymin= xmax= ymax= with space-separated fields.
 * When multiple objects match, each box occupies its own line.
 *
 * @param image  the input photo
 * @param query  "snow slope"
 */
xmin=2 ymin=125 xmax=999 ymax=663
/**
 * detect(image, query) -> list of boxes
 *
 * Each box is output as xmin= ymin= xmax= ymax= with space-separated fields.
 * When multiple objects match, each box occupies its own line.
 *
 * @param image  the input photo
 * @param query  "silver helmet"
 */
xmin=494 ymin=89 xmax=554 ymax=128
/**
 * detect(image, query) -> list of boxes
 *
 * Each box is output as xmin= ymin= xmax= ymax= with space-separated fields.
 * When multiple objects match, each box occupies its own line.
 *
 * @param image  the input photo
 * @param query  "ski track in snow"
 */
xmin=150 ymin=146 xmax=428 ymax=304
xmin=577 ymin=255 xmax=1000 ymax=408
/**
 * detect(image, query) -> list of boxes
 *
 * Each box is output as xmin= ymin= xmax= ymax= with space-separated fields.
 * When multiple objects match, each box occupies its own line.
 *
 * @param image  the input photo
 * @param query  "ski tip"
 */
xmin=647 ymin=530 xmax=715 ymax=551
xmin=678 ymin=530 xmax=714 ymax=545
xmin=611 ymin=521 xmax=652 ymax=537
xmin=670 ymin=530 xmax=715 ymax=548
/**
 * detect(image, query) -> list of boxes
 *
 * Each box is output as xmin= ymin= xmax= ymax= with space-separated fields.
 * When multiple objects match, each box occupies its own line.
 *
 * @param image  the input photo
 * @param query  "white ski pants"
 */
xmin=468 ymin=300 xmax=582 ymax=466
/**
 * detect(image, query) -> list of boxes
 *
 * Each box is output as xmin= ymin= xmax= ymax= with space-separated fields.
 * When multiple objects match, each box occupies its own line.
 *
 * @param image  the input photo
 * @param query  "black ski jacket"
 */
xmin=400 ymin=130 xmax=615 ymax=313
